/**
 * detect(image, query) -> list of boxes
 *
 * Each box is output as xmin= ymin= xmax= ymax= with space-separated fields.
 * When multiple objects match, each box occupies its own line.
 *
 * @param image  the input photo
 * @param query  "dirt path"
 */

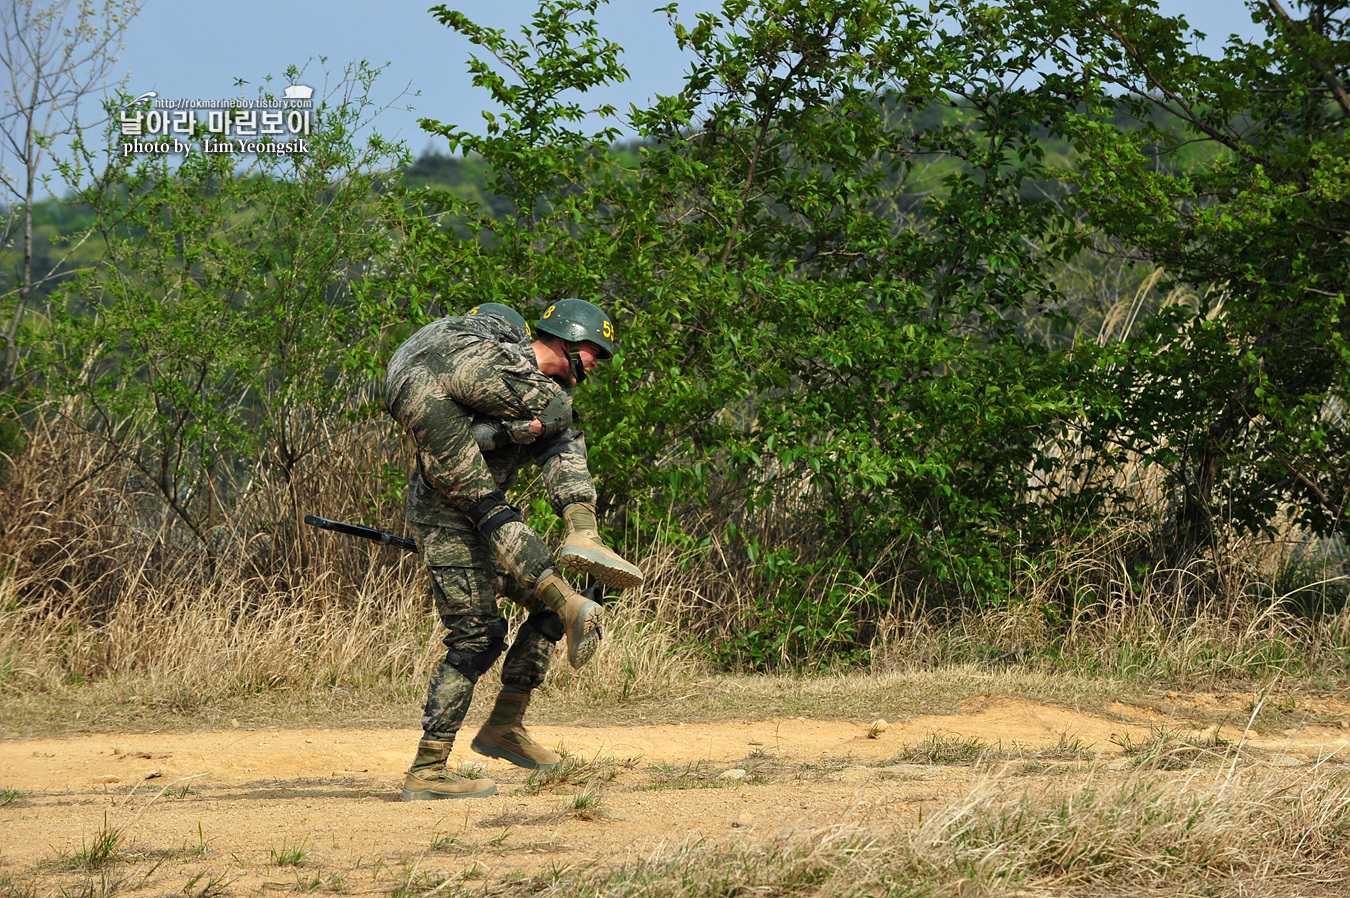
xmin=5 ymin=694 xmax=1350 ymax=895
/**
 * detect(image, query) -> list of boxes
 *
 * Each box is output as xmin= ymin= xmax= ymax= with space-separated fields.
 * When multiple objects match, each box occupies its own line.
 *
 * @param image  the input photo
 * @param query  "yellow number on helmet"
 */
xmin=543 ymin=304 xmax=556 ymax=319
xmin=468 ymin=306 xmax=480 ymax=315
xmin=602 ymin=320 xmax=614 ymax=339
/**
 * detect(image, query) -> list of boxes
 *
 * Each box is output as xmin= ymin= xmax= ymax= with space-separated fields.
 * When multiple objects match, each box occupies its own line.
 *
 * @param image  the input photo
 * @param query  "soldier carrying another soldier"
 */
xmin=384 ymin=298 xmax=642 ymax=800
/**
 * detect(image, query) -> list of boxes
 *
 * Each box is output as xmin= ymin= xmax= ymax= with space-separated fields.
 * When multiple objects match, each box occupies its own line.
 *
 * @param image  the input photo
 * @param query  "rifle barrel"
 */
xmin=304 ymin=514 xmax=419 ymax=553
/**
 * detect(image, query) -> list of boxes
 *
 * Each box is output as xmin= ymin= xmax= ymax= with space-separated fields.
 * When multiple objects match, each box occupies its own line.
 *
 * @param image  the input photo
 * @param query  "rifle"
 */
xmin=304 ymin=514 xmax=418 ymax=553
xmin=303 ymin=514 xmax=608 ymax=604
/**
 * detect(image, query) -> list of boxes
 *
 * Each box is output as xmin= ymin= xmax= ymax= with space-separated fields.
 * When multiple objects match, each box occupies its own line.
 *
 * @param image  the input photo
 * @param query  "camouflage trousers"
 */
xmin=414 ymin=521 xmax=556 ymax=742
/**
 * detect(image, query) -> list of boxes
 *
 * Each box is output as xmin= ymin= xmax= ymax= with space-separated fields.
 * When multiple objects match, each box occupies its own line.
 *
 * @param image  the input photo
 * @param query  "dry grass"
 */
xmin=1111 ymin=725 xmax=1242 ymax=771
xmin=866 ymin=513 xmax=1350 ymax=687
xmin=0 ymin=582 xmax=706 ymax=736
xmin=0 ymin=414 xmax=710 ymax=734
xmin=908 ymin=765 xmax=1350 ymax=892
xmin=541 ymin=575 xmax=708 ymax=706
xmin=456 ymin=766 xmax=1350 ymax=898
xmin=1 ymin=397 xmax=1349 ymax=740
xmin=0 ymin=567 xmax=429 ymax=695
xmin=353 ymin=765 xmax=1344 ymax=898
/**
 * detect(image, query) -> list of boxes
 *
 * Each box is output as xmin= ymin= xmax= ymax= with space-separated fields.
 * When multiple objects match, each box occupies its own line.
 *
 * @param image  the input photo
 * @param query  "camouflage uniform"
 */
xmin=385 ymin=313 xmax=597 ymax=742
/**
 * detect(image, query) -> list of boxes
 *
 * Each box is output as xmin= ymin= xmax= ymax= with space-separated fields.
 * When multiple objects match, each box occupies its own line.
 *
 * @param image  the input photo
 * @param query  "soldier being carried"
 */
xmin=384 ymin=298 xmax=642 ymax=800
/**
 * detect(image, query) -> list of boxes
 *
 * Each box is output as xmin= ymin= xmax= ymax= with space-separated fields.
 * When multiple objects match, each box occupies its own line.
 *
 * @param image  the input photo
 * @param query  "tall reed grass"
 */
xmin=0 ymin=412 xmax=708 ymax=721
xmin=1 ymin=395 xmax=1347 ymax=725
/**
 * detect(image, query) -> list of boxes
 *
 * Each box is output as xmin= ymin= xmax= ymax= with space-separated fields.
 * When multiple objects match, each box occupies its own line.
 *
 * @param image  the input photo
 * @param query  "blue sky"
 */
xmin=22 ymin=0 xmax=1266 ymax=188
xmin=117 ymin=1 xmax=730 ymax=160
xmin=110 ymin=1 xmax=1270 ymax=159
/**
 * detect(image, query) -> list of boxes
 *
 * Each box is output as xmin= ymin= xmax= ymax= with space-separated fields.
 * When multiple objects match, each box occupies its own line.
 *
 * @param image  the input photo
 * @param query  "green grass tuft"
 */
xmin=69 ymin=816 xmax=123 ymax=871
xmin=1111 ymin=726 xmax=1240 ymax=770
xmin=566 ymin=784 xmax=605 ymax=820
xmin=268 ymin=839 xmax=307 ymax=867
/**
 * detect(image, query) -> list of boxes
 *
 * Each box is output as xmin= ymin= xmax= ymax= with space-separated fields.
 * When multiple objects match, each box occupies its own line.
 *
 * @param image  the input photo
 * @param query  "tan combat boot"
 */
xmin=400 ymin=739 xmax=497 ymax=801
xmin=534 ymin=569 xmax=604 ymax=669
xmin=557 ymin=503 xmax=644 ymax=589
xmin=471 ymin=689 xmax=561 ymax=770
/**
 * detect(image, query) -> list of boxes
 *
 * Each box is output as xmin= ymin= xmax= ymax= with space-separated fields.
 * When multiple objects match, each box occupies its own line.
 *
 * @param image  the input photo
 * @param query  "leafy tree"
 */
xmin=610 ymin=0 xmax=1095 ymax=581
xmin=414 ymin=0 xmax=1100 ymax=663
xmin=52 ymin=62 xmax=413 ymax=565
xmin=1004 ymin=0 xmax=1350 ymax=558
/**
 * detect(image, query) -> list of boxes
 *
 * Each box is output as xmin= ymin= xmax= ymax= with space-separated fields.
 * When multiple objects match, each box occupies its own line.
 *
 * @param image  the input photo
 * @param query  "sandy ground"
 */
xmin=5 ymin=692 xmax=1350 ymax=894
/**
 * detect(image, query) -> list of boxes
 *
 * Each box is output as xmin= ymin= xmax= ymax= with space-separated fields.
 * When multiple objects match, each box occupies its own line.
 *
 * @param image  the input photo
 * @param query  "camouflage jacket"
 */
xmin=385 ymin=313 xmax=596 ymax=530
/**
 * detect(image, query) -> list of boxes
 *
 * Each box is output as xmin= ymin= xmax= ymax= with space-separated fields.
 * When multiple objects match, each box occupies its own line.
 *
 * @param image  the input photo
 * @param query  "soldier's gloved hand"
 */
xmin=532 ymin=393 xmax=572 ymax=440
xmin=480 ymin=394 xmax=572 ymax=447
xmin=469 ymin=419 xmax=511 ymax=452
xmin=504 ymin=418 xmax=538 ymax=444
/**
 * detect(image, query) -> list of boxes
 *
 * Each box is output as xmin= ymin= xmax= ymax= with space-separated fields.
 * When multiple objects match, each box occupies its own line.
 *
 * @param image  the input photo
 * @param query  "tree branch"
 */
xmin=1267 ymin=0 xmax=1350 ymax=118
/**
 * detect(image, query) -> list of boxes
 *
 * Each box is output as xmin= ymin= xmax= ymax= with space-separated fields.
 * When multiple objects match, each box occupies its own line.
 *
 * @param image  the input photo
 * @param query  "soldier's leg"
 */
xmin=393 ymin=368 xmax=602 ymax=667
xmin=535 ymin=429 xmax=643 ymax=589
xmin=418 ymin=561 xmax=504 ymax=740
xmin=463 ymin=506 xmax=601 ymax=668
xmin=471 ymin=580 xmax=563 ymax=770
xmin=499 ymin=605 xmax=559 ymax=698
xmin=402 ymin=543 xmax=504 ymax=801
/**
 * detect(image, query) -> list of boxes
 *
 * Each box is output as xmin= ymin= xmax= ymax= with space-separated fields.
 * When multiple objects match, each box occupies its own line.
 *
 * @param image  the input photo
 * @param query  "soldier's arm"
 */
xmin=470 ymin=402 xmax=569 ymax=452
xmin=532 ymin=427 xmax=598 ymax=511
xmin=445 ymin=342 xmax=572 ymax=444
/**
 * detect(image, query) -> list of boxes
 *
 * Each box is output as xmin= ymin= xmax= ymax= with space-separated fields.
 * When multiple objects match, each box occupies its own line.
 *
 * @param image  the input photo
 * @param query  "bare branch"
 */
xmin=1267 ymin=0 xmax=1350 ymax=118
xmin=0 ymin=0 xmax=140 ymax=391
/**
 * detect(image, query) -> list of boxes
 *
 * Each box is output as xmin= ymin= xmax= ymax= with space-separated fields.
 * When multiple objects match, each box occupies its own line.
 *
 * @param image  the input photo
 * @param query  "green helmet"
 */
xmin=467 ymin=302 xmax=531 ymax=336
xmin=535 ymin=298 xmax=616 ymax=360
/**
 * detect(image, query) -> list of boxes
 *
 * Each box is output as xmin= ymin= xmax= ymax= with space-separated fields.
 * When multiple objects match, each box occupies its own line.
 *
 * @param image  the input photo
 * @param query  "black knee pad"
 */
xmin=441 ymin=617 xmax=509 ymax=684
xmin=530 ymin=429 xmax=584 ymax=467
xmin=525 ymin=609 xmax=564 ymax=643
xmin=467 ymin=489 xmax=523 ymax=539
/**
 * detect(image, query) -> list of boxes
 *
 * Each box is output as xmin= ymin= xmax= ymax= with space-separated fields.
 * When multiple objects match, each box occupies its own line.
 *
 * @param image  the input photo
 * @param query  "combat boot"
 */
xmin=471 ymin=689 xmax=561 ymax=770
xmin=534 ymin=569 xmax=604 ymax=669
xmin=400 ymin=739 xmax=497 ymax=801
xmin=557 ymin=503 xmax=644 ymax=589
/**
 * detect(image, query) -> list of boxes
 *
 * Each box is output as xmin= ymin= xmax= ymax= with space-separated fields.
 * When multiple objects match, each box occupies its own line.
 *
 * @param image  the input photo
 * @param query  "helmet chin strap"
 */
xmin=567 ymin=342 xmax=587 ymax=384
